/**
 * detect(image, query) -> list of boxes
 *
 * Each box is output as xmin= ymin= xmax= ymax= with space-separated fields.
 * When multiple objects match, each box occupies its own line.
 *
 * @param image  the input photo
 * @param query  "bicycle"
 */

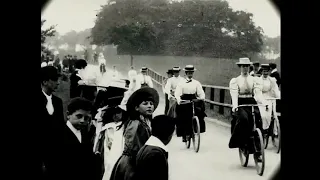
xmin=263 ymin=98 xmax=281 ymax=154
xmin=235 ymin=104 xmax=268 ymax=176
xmin=179 ymin=99 xmax=202 ymax=153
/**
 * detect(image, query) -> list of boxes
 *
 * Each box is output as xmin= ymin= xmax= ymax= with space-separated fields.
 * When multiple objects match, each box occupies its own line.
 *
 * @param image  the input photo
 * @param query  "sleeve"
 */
xmin=148 ymin=76 xmax=153 ymax=88
xmin=270 ymin=78 xmax=281 ymax=99
xmin=137 ymin=150 xmax=168 ymax=180
xmin=164 ymin=78 xmax=172 ymax=96
xmin=229 ymin=78 xmax=239 ymax=108
xmin=123 ymin=121 xmax=150 ymax=157
xmin=253 ymin=77 xmax=267 ymax=105
xmin=196 ymin=81 xmax=205 ymax=99
xmin=174 ymin=82 xmax=183 ymax=104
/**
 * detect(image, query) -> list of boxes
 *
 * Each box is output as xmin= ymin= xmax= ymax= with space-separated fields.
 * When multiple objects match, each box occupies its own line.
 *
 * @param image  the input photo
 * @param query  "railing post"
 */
xmin=210 ymin=88 xmax=215 ymax=110
xmin=219 ymin=89 xmax=225 ymax=114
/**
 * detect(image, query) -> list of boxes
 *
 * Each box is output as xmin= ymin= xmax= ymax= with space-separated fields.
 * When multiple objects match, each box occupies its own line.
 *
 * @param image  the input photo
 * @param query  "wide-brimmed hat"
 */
xmin=260 ymin=64 xmax=270 ymax=70
xmin=236 ymin=58 xmax=253 ymax=65
xmin=126 ymin=87 xmax=159 ymax=113
xmin=140 ymin=67 xmax=148 ymax=72
xmin=172 ymin=66 xmax=181 ymax=71
xmin=183 ymin=65 xmax=196 ymax=71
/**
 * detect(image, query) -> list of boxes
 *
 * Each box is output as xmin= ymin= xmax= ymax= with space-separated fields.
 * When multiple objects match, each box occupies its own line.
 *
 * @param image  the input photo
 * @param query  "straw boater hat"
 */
xmin=126 ymin=87 xmax=159 ymax=113
xmin=236 ymin=57 xmax=253 ymax=65
xmin=172 ymin=66 xmax=181 ymax=72
xmin=140 ymin=67 xmax=148 ymax=72
xmin=183 ymin=65 xmax=196 ymax=71
xmin=260 ymin=64 xmax=270 ymax=70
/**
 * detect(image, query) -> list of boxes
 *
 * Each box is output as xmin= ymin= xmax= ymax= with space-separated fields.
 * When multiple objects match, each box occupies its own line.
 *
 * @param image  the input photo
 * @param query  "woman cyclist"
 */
xmin=258 ymin=64 xmax=280 ymax=136
xmin=229 ymin=58 xmax=267 ymax=162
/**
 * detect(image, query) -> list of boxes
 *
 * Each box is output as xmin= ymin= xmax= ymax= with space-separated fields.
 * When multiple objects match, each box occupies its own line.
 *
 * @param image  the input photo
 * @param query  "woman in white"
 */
xmin=102 ymin=77 xmax=138 ymax=180
xmin=258 ymin=64 xmax=280 ymax=135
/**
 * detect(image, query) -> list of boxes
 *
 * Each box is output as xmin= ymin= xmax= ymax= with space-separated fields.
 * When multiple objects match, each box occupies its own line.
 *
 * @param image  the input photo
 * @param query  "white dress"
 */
xmin=102 ymin=122 xmax=124 ymax=180
xmin=258 ymin=76 xmax=280 ymax=131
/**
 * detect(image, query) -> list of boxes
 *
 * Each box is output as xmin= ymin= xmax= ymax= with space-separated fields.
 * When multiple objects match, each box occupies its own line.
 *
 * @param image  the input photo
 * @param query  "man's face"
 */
xmin=67 ymin=109 xmax=92 ymax=130
xmin=43 ymin=78 xmax=59 ymax=92
xmin=185 ymin=71 xmax=194 ymax=79
xmin=142 ymin=71 xmax=147 ymax=75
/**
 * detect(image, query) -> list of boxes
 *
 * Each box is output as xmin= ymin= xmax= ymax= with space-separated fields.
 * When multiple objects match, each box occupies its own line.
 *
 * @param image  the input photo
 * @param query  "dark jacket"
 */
xmin=40 ymin=91 xmax=65 ymax=180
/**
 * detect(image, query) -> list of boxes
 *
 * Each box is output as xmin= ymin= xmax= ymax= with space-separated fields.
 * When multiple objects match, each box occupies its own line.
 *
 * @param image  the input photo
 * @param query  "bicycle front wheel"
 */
xmin=192 ymin=116 xmax=201 ymax=153
xmin=272 ymin=118 xmax=281 ymax=154
xmin=253 ymin=128 xmax=265 ymax=176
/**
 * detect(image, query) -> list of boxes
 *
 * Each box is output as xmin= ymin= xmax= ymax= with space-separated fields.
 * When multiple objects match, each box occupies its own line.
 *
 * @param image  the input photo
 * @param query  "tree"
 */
xmin=91 ymin=0 xmax=265 ymax=59
xmin=41 ymin=19 xmax=56 ymax=62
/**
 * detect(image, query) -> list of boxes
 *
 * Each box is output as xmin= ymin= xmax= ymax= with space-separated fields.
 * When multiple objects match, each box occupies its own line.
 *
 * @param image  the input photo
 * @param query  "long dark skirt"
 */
xmin=176 ymin=94 xmax=206 ymax=137
xmin=164 ymin=93 xmax=169 ymax=114
xmin=229 ymin=98 xmax=263 ymax=151
xmin=109 ymin=155 xmax=135 ymax=180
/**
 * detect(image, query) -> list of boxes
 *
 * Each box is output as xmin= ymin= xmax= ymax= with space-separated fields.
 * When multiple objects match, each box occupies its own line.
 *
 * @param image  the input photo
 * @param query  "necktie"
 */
xmin=187 ymin=79 xmax=192 ymax=83
xmin=46 ymin=97 xmax=54 ymax=115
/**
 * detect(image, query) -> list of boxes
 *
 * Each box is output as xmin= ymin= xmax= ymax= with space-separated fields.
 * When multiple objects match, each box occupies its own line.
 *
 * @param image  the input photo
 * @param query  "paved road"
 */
xmin=87 ymin=64 xmax=281 ymax=179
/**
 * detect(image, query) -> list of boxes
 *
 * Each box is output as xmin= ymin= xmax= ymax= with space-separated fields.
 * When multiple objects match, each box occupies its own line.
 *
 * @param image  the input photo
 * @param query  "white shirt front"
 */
xmin=174 ymin=78 xmax=205 ymax=103
xmin=145 ymin=135 xmax=168 ymax=152
xmin=136 ymin=74 xmax=153 ymax=88
xmin=67 ymin=121 xmax=82 ymax=143
xmin=165 ymin=76 xmax=184 ymax=98
xmin=42 ymin=90 xmax=54 ymax=115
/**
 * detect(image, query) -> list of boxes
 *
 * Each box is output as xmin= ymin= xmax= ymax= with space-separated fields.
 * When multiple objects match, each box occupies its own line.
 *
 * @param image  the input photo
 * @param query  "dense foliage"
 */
xmin=91 ymin=0 xmax=265 ymax=59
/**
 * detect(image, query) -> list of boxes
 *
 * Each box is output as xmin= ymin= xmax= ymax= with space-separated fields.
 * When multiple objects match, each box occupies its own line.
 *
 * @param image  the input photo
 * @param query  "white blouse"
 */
xmin=229 ymin=74 xmax=266 ymax=108
xmin=174 ymin=78 xmax=205 ymax=103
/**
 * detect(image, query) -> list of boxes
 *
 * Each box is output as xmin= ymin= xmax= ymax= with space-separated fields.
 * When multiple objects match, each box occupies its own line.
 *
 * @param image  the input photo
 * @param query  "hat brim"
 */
xmin=236 ymin=62 xmax=253 ymax=65
xmin=183 ymin=68 xmax=196 ymax=71
xmin=126 ymin=87 xmax=159 ymax=113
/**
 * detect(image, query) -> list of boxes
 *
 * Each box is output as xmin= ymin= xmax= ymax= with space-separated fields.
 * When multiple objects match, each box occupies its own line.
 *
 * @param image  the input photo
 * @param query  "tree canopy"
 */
xmin=41 ymin=19 xmax=56 ymax=61
xmin=91 ymin=0 xmax=265 ymax=59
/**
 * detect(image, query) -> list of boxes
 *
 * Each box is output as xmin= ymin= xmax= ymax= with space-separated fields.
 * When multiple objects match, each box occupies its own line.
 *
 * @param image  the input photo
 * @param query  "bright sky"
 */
xmin=41 ymin=0 xmax=280 ymax=37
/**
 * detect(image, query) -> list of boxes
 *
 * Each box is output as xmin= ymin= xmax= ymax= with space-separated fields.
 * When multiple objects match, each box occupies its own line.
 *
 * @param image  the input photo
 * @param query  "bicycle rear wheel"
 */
xmin=192 ymin=116 xmax=201 ymax=153
xmin=253 ymin=128 xmax=265 ymax=176
xmin=272 ymin=118 xmax=281 ymax=154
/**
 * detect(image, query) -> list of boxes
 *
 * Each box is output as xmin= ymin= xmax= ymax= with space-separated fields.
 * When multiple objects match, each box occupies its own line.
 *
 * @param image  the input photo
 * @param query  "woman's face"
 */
xmin=240 ymin=65 xmax=250 ymax=74
xmin=113 ymin=111 xmax=123 ymax=122
xmin=135 ymin=100 xmax=155 ymax=116
xmin=262 ymin=69 xmax=269 ymax=77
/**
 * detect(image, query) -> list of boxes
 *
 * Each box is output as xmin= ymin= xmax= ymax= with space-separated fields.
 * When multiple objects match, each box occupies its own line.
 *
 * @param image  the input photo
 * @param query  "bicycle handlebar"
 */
xmin=236 ymin=104 xmax=268 ymax=108
xmin=180 ymin=99 xmax=202 ymax=105
xmin=265 ymin=98 xmax=280 ymax=100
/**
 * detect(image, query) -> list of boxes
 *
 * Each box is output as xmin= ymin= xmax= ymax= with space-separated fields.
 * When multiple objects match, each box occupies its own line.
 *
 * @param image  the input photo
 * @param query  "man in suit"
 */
xmin=40 ymin=66 xmax=65 ymax=179
xmin=54 ymin=97 xmax=98 ymax=180
xmin=134 ymin=115 xmax=176 ymax=180
xmin=269 ymin=63 xmax=281 ymax=87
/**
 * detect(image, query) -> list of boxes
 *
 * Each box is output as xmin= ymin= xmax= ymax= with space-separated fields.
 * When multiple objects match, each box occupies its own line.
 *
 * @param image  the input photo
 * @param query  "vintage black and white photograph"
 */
xmin=41 ymin=0 xmax=280 ymax=179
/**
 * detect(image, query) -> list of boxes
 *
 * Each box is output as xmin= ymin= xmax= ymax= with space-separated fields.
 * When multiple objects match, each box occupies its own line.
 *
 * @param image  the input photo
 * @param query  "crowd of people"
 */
xmin=40 ymin=55 xmax=281 ymax=180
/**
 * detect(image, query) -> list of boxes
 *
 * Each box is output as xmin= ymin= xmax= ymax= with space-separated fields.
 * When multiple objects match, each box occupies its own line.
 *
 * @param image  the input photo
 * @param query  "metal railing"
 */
xmin=146 ymin=68 xmax=281 ymax=117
